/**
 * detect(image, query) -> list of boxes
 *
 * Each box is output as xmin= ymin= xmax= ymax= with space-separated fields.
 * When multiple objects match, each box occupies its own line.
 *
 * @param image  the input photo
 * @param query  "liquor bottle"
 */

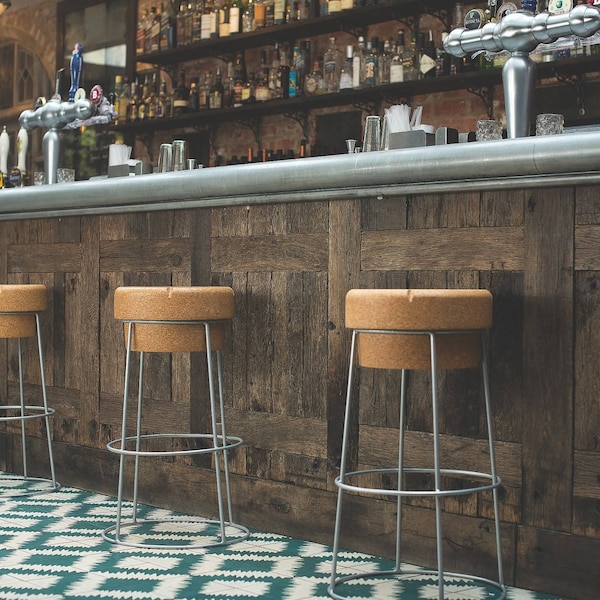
xmin=254 ymin=0 xmax=266 ymax=28
xmin=160 ymin=1 xmax=175 ymax=50
xmin=419 ymin=31 xmax=436 ymax=79
xmin=265 ymin=0 xmax=275 ymax=27
xmin=233 ymin=51 xmax=247 ymax=106
xmin=0 ymin=126 xmax=9 ymax=176
xmin=352 ymin=35 xmax=365 ymax=88
xmin=341 ymin=0 xmax=353 ymax=10
xmin=183 ymin=1 xmax=193 ymax=44
xmin=150 ymin=5 xmax=162 ymax=53
xmin=146 ymin=73 xmax=159 ymax=118
xmin=242 ymin=71 xmax=256 ymax=103
xmin=339 ymin=45 xmax=354 ymax=90
xmin=192 ymin=0 xmax=202 ymax=42
xmin=363 ymin=37 xmax=379 ymax=87
xmin=274 ymin=0 xmax=285 ymax=24
xmin=278 ymin=43 xmax=291 ymax=98
xmin=243 ymin=0 xmax=254 ymax=31
xmin=390 ymin=30 xmax=404 ymax=83
xmin=145 ymin=7 xmax=155 ymax=54
xmin=209 ymin=67 xmax=224 ymax=109
xmin=117 ymin=76 xmax=130 ymax=122
xmin=230 ymin=0 xmax=243 ymax=33
xmin=378 ymin=39 xmax=391 ymax=85
xmin=304 ymin=60 xmax=324 ymax=95
xmin=403 ymin=30 xmax=418 ymax=81
xmin=189 ymin=80 xmax=200 ymax=110
xmin=289 ymin=46 xmax=300 ymax=97
xmin=176 ymin=1 xmax=187 ymax=46
xmin=137 ymin=9 xmax=148 ymax=55
xmin=436 ymin=32 xmax=451 ymax=76
xmin=256 ymin=50 xmax=271 ymax=100
xmin=328 ymin=0 xmax=341 ymax=13
xmin=223 ymin=59 xmax=235 ymax=107
xmin=323 ymin=36 xmax=341 ymax=93
xmin=219 ymin=0 xmax=231 ymax=36
xmin=199 ymin=71 xmax=212 ymax=109
xmin=172 ymin=70 xmax=190 ymax=114
xmin=127 ymin=79 xmax=139 ymax=121
xmin=268 ymin=44 xmax=281 ymax=98
xmin=201 ymin=0 xmax=212 ymax=38
xmin=210 ymin=0 xmax=220 ymax=37
xmin=138 ymin=75 xmax=149 ymax=120
xmin=113 ymin=75 xmax=124 ymax=121
xmin=157 ymin=77 xmax=169 ymax=117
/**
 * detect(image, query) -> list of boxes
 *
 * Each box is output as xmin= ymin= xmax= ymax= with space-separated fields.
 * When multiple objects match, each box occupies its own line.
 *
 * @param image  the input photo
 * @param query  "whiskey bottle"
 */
xmin=219 ymin=0 xmax=231 ymax=37
xmin=304 ymin=60 xmax=324 ymax=95
xmin=172 ymin=70 xmax=190 ymax=114
xmin=209 ymin=68 xmax=224 ymax=109
xmin=189 ymin=80 xmax=200 ymax=110
xmin=363 ymin=37 xmax=379 ymax=87
xmin=176 ymin=1 xmax=187 ymax=46
xmin=254 ymin=0 xmax=266 ymax=28
xmin=419 ymin=31 xmax=437 ymax=79
xmin=230 ymin=0 xmax=243 ymax=33
xmin=233 ymin=51 xmax=247 ymax=106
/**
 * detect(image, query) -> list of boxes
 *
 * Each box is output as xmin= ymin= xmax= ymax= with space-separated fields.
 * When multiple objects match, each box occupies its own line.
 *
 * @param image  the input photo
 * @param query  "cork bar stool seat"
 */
xmin=0 ymin=284 xmax=59 ymax=496
xmin=329 ymin=289 xmax=505 ymax=600
xmin=103 ymin=286 xmax=249 ymax=549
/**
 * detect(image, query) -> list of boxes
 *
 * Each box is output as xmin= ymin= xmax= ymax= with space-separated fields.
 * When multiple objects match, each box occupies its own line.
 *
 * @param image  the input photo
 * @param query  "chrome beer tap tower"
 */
xmin=19 ymin=44 xmax=93 ymax=185
xmin=444 ymin=3 xmax=600 ymax=138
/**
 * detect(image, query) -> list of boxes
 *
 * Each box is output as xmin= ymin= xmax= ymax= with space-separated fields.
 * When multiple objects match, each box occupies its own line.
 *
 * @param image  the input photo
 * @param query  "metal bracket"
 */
xmin=283 ymin=110 xmax=308 ymax=140
xmin=234 ymin=117 xmax=262 ymax=148
xmin=554 ymin=70 xmax=586 ymax=116
xmin=466 ymin=85 xmax=495 ymax=119
xmin=353 ymin=99 xmax=379 ymax=116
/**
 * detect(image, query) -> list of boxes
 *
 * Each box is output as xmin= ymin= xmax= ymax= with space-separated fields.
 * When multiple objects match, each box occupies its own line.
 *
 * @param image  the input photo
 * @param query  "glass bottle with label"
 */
xmin=419 ymin=31 xmax=437 ymax=79
xmin=304 ymin=60 xmax=324 ymax=95
xmin=363 ymin=37 xmax=379 ymax=87
xmin=229 ymin=0 xmax=243 ymax=33
xmin=209 ymin=68 xmax=224 ymax=109
xmin=254 ymin=0 xmax=266 ymax=28
xmin=323 ymin=36 xmax=341 ymax=93
xmin=352 ymin=35 xmax=365 ymax=88
xmin=339 ymin=45 xmax=354 ymax=90
xmin=219 ymin=0 xmax=231 ymax=36
xmin=172 ymin=70 xmax=190 ymax=115
xmin=390 ymin=30 xmax=404 ymax=83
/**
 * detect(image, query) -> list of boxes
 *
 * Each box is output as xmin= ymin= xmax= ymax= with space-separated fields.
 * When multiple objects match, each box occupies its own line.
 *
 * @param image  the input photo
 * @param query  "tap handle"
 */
xmin=521 ymin=0 xmax=537 ymax=14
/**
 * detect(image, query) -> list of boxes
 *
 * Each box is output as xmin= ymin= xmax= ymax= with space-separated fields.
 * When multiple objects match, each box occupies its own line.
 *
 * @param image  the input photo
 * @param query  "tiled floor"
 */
xmin=0 ymin=476 xmax=569 ymax=600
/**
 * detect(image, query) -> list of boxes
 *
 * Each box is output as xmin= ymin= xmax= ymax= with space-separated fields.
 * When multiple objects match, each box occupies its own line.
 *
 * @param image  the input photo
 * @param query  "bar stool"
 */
xmin=329 ymin=288 xmax=505 ymax=600
xmin=103 ymin=286 xmax=249 ymax=549
xmin=0 ymin=284 xmax=59 ymax=496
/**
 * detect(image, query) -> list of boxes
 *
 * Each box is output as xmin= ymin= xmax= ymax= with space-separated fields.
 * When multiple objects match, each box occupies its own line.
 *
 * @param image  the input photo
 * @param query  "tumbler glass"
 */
xmin=172 ymin=140 xmax=188 ymax=171
xmin=535 ymin=113 xmax=564 ymax=136
xmin=157 ymin=143 xmax=173 ymax=172
xmin=362 ymin=116 xmax=381 ymax=152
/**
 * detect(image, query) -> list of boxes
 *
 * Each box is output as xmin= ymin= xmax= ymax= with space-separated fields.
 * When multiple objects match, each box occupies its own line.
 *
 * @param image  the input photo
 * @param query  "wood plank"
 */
xmin=522 ymin=188 xmax=574 ymax=532
xmin=362 ymin=227 xmax=524 ymax=271
xmin=212 ymin=233 xmax=328 ymax=272
xmin=7 ymin=242 xmax=82 ymax=272
xmin=575 ymin=224 xmax=600 ymax=270
xmin=99 ymin=238 xmax=191 ymax=272
xmin=327 ymin=199 xmax=361 ymax=489
xmin=516 ymin=525 xmax=600 ymax=599
xmin=574 ymin=270 xmax=600 ymax=451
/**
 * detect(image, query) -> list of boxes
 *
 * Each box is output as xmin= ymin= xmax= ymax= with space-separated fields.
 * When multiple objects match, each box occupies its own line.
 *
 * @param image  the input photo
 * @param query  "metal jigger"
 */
xmin=444 ymin=4 xmax=600 ymax=138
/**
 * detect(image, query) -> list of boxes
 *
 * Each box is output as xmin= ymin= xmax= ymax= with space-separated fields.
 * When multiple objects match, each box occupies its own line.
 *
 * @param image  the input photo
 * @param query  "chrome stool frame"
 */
xmin=102 ymin=318 xmax=249 ymax=549
xmin=0 ymin=310 xmax=60 ymax=497
xmin=329 ymin=327 xmax=505 ymax=600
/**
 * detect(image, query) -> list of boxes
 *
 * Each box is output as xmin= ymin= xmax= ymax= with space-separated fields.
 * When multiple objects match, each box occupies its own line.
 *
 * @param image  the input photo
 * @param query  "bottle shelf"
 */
xmin=136 ymin=0 xmax=475 ymax=66
xmin=117 ymin=52 xmax=600 ymax=134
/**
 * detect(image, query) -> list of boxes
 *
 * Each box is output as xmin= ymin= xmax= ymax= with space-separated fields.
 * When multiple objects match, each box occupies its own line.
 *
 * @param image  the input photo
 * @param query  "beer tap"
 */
xmin=444 ymin=3 xmax=600 ymax=138
xmin=18 ymin=45 xmax=93 ymax=184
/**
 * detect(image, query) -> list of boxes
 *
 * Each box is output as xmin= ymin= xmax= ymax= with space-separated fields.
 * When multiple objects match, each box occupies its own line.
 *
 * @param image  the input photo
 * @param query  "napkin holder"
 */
xmin=388 ymin=130 xmax=435 ymax=149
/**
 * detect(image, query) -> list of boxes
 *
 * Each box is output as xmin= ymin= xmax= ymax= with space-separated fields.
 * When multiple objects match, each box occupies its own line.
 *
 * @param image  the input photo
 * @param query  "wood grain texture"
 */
xmin=2 ymin=184 xmax=599 ymax=599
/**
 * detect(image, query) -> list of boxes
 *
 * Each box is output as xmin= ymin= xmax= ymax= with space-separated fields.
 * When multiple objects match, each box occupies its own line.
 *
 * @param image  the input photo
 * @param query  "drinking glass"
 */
xmin=536 ymin=113 xmax=564 ymax=136
xmin=157 ymin=143 xmax=173 ymax=172
xmin=476 ymin=119 xmax=503 ymax=142
xmin=172 ymin=140 xmax=188 ymax=171
xmin=362 ymin=115 xmax=381 ymax=152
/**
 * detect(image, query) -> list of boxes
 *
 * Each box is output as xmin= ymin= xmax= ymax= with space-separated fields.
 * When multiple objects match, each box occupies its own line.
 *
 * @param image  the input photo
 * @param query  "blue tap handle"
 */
xmin=68 ymin=43 xmax=83 ymax=102
xmin=521 ymin=0 xmax=537 ymax=13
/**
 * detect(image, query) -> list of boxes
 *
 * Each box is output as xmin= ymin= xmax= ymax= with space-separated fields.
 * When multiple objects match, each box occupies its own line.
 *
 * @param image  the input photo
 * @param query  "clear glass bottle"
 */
xmin=323 ymin=36 xmax=341 ymax=93
xmin=352 ymin=35 xmax=365 ymax=88
xmin=378 ymin=38 xmax=391 ymax=85
xmin=339 ymin=44 xmax=354 ymax=90
xmin=390 ymin=30 xmax=404 ymax=83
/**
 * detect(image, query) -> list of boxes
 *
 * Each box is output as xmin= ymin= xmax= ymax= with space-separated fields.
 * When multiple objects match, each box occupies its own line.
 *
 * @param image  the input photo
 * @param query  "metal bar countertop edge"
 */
xmin=1 ymin=132 xmax=599 ymax=221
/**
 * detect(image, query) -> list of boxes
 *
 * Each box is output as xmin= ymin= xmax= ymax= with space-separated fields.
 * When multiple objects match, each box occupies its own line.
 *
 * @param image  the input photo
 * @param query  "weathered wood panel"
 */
xmin=1 ymin=185 xmax=599 ymax=600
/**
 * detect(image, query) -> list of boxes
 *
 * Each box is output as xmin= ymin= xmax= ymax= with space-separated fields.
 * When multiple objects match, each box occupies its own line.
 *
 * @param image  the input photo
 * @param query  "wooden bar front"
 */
xmin=1 ymin=184 xmax=599 ymax=599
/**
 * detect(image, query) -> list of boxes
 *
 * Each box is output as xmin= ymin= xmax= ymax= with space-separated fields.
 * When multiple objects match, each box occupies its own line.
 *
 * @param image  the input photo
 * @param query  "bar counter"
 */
xmin=1 ymin=134 xmax=599 ymax=599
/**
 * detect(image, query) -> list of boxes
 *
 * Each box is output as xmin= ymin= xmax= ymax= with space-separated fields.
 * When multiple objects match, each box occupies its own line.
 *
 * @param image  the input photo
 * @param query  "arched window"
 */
xmin=0 ymin=42 xmax=51 ymax=111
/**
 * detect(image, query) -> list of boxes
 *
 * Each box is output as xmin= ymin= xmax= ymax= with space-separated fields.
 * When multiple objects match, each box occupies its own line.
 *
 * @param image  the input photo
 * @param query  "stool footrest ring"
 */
xmin=328 ymin=569 xmax=506 ymax=600
xmin=336 ymin=467 xmax=501 ymax=497
xmin=106 ymin=433 xmax=243 ymax=457
xmin=0 ymin=474 xmax=61 ymax=497
xmin=102 ymin=517 xmax=250 ymax=549
xmin=0 ymin=405 xmax=55 ymax=421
